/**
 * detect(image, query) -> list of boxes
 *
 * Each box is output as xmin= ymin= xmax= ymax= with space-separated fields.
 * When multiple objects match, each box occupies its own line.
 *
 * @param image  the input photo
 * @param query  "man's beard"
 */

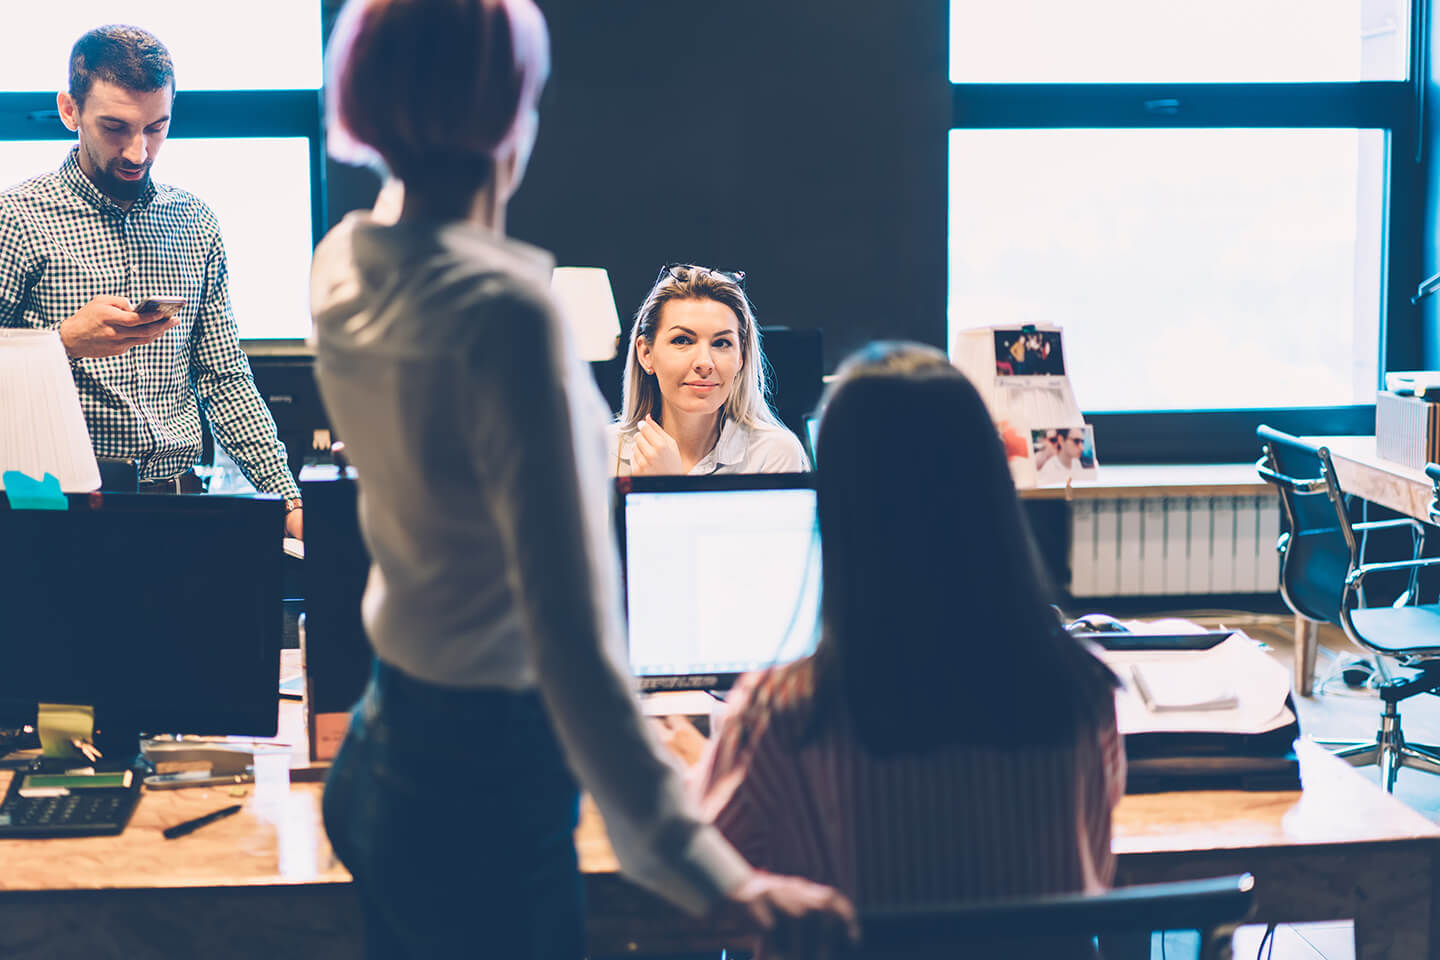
xmin=84 ymin=144 xmax=151 ymax=203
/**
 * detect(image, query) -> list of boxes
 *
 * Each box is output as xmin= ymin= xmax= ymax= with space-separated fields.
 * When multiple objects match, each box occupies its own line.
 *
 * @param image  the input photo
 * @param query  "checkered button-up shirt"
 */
xmin=0 ymin=146 xmax=298 ymax=498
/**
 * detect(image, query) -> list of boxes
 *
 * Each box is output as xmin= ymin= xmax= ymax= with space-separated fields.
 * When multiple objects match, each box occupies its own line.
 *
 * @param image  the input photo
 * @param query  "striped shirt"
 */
xmin=0 ymin=146 xmax=297 ymax=496
xmin=694 ymin=657 xmax=1125 ymax=907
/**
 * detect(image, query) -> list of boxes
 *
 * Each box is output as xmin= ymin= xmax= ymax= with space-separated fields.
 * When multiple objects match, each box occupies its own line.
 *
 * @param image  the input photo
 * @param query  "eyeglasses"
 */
xmin=655 ymin=263 xmax=746 ymax=288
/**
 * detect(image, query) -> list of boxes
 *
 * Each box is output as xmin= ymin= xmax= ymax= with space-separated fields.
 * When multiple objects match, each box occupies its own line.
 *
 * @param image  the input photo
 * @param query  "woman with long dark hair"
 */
xmin=694 ymin=341 xmax=1123 ymax=910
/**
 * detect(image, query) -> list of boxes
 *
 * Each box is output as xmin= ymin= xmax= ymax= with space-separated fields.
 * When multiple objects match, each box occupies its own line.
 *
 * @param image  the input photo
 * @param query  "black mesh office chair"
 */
xmin=1257 ymin=425 xmax=1440 ymax=791
xmin=844 ymin=874 xmax=1255 ymax=960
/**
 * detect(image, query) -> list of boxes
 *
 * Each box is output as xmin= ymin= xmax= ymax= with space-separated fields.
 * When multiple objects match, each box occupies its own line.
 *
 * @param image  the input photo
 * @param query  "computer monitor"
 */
xmin=615 ymin=474 xmax=821 ymax=691
xmin=0 ymin=492 xmax=282 ymax=759
xmin=300 ymin=469 xmax=375 ymax=716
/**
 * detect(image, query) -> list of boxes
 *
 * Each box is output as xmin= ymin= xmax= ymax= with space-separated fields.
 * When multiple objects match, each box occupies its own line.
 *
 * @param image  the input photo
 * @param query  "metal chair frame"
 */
xmin=846 ymin=873 xmax=1255 ymax=960
xmin=1258 ymin=428 xmax=1440 ymax=791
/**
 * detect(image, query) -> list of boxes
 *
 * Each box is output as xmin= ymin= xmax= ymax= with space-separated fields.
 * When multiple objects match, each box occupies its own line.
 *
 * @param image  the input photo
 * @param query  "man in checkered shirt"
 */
xmin=0 ymin=25 xmax=303 ymax=538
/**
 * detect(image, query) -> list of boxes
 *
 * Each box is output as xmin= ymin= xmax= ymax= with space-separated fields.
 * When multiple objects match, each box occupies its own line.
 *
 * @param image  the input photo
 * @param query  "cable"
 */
xmin=1255 ymin=922 xmax=1277 ymax=960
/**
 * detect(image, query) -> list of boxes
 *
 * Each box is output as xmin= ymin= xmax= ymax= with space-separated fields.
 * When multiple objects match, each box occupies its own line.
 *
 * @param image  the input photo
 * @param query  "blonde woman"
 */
xmin=612 ymin=265 xmax=808 ymax=475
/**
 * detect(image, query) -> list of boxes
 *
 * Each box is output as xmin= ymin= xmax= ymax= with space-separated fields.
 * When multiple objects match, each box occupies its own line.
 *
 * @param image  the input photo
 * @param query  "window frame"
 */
xmin=950 ymin=5 xmax=1429 ymax=463
xmin=0 ymin=89 xmax=326 ymax=355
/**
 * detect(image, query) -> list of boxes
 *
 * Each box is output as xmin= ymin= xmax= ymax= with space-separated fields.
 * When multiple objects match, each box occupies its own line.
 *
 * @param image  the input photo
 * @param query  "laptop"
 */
xmin=615 ymin=473 xmax=821 ymax=692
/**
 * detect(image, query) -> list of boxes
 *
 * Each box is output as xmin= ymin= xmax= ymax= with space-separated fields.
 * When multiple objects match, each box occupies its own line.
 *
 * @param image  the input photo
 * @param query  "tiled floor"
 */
xmin=1143 ymin=613 xmax=1440 ymax=960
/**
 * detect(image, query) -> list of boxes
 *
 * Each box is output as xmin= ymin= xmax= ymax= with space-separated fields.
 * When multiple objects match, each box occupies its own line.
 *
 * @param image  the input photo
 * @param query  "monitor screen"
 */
xmin=0 ymin=492 xmax=282 ymax=740
xmin=617 ymin=474 xmax=821 ymax=690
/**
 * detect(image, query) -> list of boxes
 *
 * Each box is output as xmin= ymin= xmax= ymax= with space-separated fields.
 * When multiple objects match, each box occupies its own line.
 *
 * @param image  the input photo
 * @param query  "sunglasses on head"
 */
xmin=655 ymin=263 xmax=746 ymax=288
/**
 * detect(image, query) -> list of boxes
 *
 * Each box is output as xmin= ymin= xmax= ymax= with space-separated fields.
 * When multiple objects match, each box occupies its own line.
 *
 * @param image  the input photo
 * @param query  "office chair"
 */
xmin=1257 ymin=426 xmax=1440 ymax=791
xmin=844 ymin=873 xmax=1255 ymax=960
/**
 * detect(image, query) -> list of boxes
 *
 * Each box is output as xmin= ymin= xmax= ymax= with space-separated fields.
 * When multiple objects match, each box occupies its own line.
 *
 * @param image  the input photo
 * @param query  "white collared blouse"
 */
xmin=609 ymin=416 xmax=809 ymax=476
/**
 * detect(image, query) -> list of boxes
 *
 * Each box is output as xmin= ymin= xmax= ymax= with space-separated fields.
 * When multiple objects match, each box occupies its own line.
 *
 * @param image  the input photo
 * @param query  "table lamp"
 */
xmin=0 ymin=329 xmax=100 ymax=492
xmin=551 ymin=267 xmax=621 ymax=362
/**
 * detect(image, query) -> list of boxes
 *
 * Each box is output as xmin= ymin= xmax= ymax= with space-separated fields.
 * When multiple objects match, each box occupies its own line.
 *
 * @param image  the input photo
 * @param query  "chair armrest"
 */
xmin=854 ymin=874 xmax=1255 ymax=946
xmin=1255 ymin=460 xmax=1325 ymax=493
xmin=1348 ymin=555 xmax=1440 ymax=586
xmin=1353 ymin=518 xmax=1425 ymax=534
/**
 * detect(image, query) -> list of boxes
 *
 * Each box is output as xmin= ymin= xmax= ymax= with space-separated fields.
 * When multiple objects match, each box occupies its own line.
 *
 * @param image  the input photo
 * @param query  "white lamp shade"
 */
xmin=0 ymin=329 xmax=100 ymax=493
xmin=551 ymin=267 xmax=621 ymax=362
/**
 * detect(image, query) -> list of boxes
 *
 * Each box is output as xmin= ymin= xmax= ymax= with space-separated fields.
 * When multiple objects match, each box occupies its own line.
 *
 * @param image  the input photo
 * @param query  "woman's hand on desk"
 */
xmin=716 ymin=871 xmax=860 ymax=958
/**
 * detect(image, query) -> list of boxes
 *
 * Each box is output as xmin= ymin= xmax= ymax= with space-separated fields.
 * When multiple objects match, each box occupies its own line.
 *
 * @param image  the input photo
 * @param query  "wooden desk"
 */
xmin=0 ymin=755 xmax=359 ymax=959
xmin=1316 ymin=435 xmax=1435 ymax=523
xmin=3 ymin=732 xmax=1436 ymax=958
xmin=572 ymin=740 xmax=1440 ymax=959
xmin=1113 ymin=738 xmax=1440 ymax=959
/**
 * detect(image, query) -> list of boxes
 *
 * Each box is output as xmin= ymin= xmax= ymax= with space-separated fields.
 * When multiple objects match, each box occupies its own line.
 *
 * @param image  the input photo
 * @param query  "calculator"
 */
xmin=0 ymin=769 xmax=142 ymax=837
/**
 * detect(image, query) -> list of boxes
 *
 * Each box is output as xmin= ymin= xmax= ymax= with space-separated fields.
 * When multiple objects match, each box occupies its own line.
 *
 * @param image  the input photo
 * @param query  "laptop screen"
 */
xmin=617 ymin=474 xmax=821 ymax=690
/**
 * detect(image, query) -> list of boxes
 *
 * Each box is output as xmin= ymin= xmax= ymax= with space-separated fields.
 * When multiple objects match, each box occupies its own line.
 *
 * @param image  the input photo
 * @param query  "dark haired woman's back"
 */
xmin=694 ymin=649 xmax=1124 ymax=909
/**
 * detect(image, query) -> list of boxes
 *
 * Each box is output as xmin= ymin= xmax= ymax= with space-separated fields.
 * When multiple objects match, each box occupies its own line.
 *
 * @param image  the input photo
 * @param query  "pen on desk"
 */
xmin=163 ymin=803 xmax=243 ymax=839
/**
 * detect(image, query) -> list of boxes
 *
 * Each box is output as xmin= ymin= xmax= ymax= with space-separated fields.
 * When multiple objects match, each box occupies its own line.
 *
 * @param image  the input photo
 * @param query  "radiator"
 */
xmin=1069 ymin=496 xmax=1280 ymax=598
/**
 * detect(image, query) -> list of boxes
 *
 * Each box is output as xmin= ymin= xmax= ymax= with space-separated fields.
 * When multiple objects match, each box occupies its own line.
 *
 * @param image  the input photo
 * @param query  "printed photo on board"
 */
xmin=994 ymin=329 xmax=1065 ymax=377
xmin=1030 ymin=425 xmax=1097 ymax=484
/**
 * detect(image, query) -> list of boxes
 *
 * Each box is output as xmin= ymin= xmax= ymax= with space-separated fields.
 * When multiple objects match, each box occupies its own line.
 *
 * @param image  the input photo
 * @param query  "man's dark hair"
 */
xmin=69 ymin=25 xmax=175 ymax=108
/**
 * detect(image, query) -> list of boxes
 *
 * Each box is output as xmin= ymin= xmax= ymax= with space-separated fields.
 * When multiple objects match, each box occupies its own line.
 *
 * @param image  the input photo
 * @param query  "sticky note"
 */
xmin=36 ymin=703 xmax=95 ymax=758
xmin=2 ymin=471 xmax=68 ymax=510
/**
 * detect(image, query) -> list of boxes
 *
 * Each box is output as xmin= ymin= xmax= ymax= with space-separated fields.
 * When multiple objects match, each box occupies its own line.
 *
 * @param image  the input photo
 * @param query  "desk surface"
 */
xmin=1310 ymin=435 xmax=1434 ymax=522
xmin=1018 ymin=462 xmax=1274 ymax=500
xmin=2 ymin=715 xmax=1437 ymax=957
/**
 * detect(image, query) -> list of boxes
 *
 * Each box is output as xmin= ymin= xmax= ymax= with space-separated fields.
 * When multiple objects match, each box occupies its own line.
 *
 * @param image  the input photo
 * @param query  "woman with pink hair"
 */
xmin=312 ymin=1 xmax=855 ymax=956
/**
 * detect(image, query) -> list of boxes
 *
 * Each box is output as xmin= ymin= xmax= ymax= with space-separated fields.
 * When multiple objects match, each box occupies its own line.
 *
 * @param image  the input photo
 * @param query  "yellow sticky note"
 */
xmin=36 ymin=703 xmax=95 ymax=759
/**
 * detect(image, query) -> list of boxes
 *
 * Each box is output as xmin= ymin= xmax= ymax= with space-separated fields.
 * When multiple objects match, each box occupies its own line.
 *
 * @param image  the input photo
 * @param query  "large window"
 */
xmin=949 ymin=1 xmax=1421 ymax=461
xmin=0 ymin=2 xmax=323 ymax=346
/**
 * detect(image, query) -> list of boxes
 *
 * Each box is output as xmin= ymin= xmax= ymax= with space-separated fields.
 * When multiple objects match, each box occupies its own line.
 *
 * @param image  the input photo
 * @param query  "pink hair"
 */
xmin=326 ymin=0 xmax=549 ymax=187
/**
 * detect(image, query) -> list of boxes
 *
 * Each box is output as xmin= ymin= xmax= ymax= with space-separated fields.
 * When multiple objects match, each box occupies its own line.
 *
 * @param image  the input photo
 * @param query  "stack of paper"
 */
xmin=1130 ymin=661 xmax=1239 ymax=712
xmin=1100 ymin=631 xmax=1294 ymax=736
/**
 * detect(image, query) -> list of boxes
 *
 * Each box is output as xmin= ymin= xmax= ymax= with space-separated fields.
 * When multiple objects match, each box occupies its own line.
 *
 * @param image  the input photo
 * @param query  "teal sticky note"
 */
xmin=1 ymin=471 xmax=68 ymax=510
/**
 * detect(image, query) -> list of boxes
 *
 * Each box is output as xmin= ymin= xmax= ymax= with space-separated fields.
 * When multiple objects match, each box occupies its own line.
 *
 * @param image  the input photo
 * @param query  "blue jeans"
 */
xmin=324 ymin=659 xmax=584 ymax=959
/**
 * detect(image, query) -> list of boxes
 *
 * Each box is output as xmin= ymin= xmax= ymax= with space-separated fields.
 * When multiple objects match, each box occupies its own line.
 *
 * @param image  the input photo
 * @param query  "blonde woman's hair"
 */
xmin=617 ymin=265 xmax=785 ymax=434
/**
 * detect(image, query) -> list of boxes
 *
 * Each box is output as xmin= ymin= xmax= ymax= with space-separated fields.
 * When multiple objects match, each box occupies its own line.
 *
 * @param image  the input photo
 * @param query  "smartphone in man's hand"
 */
xmin=135 ymin=296 xmax=186 ymax=319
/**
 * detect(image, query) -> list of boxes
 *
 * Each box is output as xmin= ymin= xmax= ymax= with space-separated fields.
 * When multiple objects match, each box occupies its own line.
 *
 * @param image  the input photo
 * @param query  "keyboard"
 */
xmin=0 ymin=769 xmax=142 ymax=837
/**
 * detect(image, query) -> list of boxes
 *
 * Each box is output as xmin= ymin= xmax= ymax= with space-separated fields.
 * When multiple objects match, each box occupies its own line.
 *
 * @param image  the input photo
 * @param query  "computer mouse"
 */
xmin=1066 ymin=613 xmax=1130 ymax=636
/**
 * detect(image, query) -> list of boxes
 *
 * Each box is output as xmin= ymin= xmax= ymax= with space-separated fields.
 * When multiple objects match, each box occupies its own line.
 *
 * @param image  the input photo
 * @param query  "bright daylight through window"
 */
xmin=949 ymin=0 xmax=1408 ymax=416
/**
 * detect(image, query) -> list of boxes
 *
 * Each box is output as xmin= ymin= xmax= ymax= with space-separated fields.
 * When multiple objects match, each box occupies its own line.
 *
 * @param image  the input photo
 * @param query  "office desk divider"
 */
xmin=300 ymin=469 xmax=374 ymax=762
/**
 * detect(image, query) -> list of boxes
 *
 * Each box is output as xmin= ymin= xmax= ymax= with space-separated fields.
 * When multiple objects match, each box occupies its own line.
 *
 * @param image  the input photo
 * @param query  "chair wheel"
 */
xmin=1342 ymin=661 xmax=1374 ymax=687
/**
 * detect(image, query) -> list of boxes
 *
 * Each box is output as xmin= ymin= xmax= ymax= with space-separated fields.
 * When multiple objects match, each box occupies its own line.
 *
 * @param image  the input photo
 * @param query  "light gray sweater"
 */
xmin=309 ymin=212 xmax=750 ymax=914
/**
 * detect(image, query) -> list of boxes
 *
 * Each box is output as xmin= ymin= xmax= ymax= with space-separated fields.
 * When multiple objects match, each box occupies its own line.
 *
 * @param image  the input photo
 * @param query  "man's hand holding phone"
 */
xmin=59 ymin=294 xmax=184 ymax=358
